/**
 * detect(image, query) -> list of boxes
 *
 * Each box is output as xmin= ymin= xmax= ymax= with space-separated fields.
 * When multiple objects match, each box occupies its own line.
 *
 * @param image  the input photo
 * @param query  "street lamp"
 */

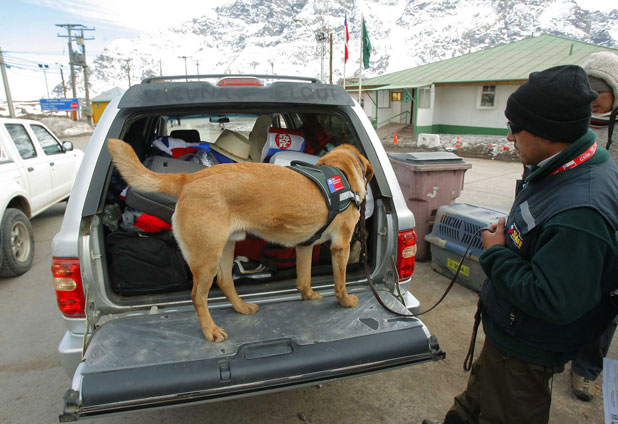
xmin=38 ymin=64 xmax=50 ymax=98
xmin=293 ymin=19 xmax=330 ymax=83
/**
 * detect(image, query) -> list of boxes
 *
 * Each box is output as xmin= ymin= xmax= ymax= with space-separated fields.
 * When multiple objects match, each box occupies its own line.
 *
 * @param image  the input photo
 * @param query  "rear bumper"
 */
xmin=58 ymin=331 xmax=83 ymax=378
xmin=61 ymin=291 xmax=444 ymax=421
xmin=66 ymin=328 xmax=443 ymax=421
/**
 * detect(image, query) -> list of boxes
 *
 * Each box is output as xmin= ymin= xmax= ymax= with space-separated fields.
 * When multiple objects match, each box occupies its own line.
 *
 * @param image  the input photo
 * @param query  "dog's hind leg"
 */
xmin=295 ymin=244 xmax=322 ymax=300
xmin=217 ymin=240 xmax=259 ymax=315
xmin=330 ymin=223 xmax=358 ymax=308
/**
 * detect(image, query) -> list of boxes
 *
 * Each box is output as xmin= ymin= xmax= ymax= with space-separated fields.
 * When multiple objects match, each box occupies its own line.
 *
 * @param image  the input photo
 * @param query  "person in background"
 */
xmin=569 ymin=51 xmax=618 ymax=402
xmin=585 ymin=51 xmax=618 ymax=164
xmin=424 ymin=65 xmax=618 ymax=424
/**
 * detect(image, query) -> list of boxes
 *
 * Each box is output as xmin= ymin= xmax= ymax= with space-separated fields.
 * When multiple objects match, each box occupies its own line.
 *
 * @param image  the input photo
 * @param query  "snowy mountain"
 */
xmin=81 ymin=0 xmax=618 ymax=97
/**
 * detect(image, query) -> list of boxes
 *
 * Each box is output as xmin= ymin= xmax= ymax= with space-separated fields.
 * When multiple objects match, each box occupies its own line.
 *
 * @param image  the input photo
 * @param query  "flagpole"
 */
xmin=343 ymin=13 xmax=347 ymax=90
xmin=358 ymin=15 xmax=363 ymax=104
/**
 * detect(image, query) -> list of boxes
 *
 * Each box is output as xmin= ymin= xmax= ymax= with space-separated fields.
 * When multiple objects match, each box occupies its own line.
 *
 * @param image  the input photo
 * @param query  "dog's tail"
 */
xmin=107 ymin=138 xmax=186 ymax=197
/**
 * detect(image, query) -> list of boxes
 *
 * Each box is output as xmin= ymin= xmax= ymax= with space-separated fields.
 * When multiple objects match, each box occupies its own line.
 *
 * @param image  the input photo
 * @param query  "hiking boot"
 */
xmin=571 ymin=369 xmax=596 ymax=401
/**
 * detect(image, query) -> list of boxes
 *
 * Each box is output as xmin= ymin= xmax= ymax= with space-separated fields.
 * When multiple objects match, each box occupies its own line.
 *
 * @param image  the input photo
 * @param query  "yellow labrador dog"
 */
xmin=107 ymin=138 xmax=374 ymax=342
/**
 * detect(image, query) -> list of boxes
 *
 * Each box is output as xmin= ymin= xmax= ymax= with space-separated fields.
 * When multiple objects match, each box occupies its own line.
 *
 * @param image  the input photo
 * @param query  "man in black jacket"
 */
xmin=424 ymin=65 xmax=618 ymax=424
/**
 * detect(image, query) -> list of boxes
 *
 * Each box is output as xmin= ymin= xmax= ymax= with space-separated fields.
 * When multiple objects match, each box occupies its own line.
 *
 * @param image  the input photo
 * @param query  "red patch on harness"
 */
xmin=327 ymin=175 xmax=344 ymax=193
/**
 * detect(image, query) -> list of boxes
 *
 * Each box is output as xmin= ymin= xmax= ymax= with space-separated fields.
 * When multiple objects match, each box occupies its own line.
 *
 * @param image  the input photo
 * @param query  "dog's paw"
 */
xmin=338 ymin=294 xmax=358 ymax=308
xmin=235 ymin=302 xmax=259 ymax=315
xmin=301 ymin=290 xmax=322 ymax=300
xmin=204 ymin=326 xmax=228 ymax=342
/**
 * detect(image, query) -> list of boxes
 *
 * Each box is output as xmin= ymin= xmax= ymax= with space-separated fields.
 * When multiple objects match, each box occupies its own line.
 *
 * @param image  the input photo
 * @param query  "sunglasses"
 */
xmin=507 ymin=121 xmax=522 ymax=134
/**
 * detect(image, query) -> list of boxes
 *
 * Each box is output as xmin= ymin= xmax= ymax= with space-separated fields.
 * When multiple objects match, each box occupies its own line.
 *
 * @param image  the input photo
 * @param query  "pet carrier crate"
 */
xmin=425 ymin=203 xmax=508 ymax=291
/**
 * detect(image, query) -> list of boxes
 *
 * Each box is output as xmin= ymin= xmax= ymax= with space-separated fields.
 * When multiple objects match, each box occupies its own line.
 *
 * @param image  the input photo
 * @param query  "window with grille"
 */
xmin=480 ymin=85 xmax=496 ymax=107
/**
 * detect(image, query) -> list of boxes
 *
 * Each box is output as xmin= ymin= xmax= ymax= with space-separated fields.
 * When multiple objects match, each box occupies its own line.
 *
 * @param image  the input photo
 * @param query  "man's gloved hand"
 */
xmin=482 ymin=217 xmax=506 ymax=249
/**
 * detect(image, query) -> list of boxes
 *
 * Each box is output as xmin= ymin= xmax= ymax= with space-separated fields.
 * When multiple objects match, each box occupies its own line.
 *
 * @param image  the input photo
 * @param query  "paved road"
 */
xmin=0 ymin=139 xmax=607 ymax=423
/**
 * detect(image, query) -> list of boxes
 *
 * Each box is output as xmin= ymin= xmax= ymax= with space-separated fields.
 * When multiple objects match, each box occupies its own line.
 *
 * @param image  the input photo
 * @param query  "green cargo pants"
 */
xmin=446 ymin=337 xmax=564 ymax=424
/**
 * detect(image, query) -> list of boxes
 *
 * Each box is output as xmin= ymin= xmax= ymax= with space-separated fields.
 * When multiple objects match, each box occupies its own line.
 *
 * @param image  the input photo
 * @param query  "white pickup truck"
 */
xmin=0 ymin=117 xmax=83 ymax=276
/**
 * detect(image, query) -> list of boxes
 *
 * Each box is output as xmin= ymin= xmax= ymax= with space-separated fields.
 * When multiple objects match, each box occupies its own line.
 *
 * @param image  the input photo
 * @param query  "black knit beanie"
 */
xmin=505 ymin=65 xmax=598 ymax=142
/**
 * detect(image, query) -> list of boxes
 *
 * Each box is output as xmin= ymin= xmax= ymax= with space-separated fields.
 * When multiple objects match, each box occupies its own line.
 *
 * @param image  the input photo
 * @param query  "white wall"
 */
xmin=375 ymin=90 xmax=404 ymax=126
xmin=361 ymin=92 xmax=377 ymax=120
xmin=433 ymin=84 xmax=520 ymax=129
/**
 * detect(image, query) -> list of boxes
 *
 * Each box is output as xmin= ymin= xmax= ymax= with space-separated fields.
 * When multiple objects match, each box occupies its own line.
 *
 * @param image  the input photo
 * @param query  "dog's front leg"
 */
xmin=191 ymin=266 xmax=228 ymax=342
xmin=331 ymin=226 xmax=358 ymax=308
xmin=296 ymin=244 xmax=322 ymax=300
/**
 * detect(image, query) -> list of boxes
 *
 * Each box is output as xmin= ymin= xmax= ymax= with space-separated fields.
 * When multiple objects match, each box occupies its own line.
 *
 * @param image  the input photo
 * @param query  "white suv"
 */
xmin=0 ymin=118 xmax=83 ymax=276
xmin=52 ymin=75 xmax=443 ymax=421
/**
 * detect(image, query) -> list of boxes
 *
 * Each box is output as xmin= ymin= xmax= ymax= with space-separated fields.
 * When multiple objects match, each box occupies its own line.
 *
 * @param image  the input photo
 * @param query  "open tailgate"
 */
xmin=61 ymin=291 xmax=444 ymax=421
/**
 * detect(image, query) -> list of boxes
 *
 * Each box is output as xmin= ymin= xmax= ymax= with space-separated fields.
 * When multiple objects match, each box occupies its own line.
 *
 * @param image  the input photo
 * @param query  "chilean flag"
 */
xmin=344 ymin=13 xmax=349 ymax=63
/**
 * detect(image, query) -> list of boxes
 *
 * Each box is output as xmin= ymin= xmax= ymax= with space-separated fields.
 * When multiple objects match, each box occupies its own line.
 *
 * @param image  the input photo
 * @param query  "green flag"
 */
xmin=362 ymin=18 xmax=371 ymax=69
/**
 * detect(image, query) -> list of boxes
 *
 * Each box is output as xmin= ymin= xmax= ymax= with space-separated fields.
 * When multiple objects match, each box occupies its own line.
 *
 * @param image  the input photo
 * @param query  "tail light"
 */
xmin=52 ymin=258 xmax=85 ymax=318
xmin=397 ymin=230 xmax=417 ymax=280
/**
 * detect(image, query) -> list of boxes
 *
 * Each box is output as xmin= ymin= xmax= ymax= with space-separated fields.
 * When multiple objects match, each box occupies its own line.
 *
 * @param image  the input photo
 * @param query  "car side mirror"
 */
xmin=62 ymin=141 xmax=74 ymax=152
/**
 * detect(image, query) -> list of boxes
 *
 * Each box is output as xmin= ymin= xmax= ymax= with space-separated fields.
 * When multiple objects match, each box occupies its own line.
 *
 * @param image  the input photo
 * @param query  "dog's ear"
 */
xmin=356 ymin=153 xmax=373 ymax=183
xmin=364 ymin=159 xmax=374 ymax=183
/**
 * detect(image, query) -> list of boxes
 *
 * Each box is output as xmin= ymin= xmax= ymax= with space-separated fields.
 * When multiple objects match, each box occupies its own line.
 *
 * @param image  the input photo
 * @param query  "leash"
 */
xmin=358 ymin=199 xmax=490 ymax=319
xmin=463 ymin=297 xmax=482 ymax=372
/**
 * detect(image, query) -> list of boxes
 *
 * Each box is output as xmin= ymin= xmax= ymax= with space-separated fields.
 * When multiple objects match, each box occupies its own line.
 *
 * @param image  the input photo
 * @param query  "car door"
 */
xmin=3 ymin=123 xmax=52 ymax=213
xmin=29 ymin=124 xmax=76 ymax=202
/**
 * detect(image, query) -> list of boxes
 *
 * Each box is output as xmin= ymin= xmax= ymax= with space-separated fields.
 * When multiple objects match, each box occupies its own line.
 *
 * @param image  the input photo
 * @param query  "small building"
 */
xmin=347 ymin=34 xmax=618 ymax=138
xmin=91 ymin=87 xmax=126 ymax=125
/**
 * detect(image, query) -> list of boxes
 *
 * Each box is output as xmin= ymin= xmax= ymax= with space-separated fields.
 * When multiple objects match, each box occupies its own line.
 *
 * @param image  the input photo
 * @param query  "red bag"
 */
xmin=234 ymin=237 xmax=321 ymax=270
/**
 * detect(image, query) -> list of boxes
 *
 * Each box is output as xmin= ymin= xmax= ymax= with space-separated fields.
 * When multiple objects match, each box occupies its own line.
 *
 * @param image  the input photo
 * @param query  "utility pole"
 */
xmin=77 ymin=29 xmax=93 ymax=124
xmin=195 ymin=59 xmax=200 ymax=76
xmin=57 ymin=63 xmax=68 ymax=118
xmin=329 ymin=33 xmax=333 ymax=84
xmin=56 ymin=64 xmax=67 ymax=97
xmin=0 ymin=47 xmax=15 ymax=118
xmin=178 ymin=56 xmax=189 ymax=81
xmin=56 ymin=24 xmax=94 ymax=121
xmin=38 ymin=64 xmax=50 ymax=98
xmin=125 ymin=59 xmax=131 ymax=87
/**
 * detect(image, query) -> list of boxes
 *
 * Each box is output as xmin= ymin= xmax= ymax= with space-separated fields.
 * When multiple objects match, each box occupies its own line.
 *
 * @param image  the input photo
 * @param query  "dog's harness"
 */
xmin=287 ymin=161 xmax=362 ymax=246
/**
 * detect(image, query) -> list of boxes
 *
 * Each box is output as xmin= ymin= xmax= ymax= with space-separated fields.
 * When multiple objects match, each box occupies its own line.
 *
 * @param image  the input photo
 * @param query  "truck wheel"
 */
xmin=0 ymin=208 xmax=35 ymax=277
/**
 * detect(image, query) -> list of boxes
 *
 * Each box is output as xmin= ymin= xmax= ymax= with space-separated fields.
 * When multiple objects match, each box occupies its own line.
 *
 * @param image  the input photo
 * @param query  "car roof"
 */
xmin=118 ymin=75 xmax=354 ymax=109
xmin=0 ymin=117 xmax=42 ymax=125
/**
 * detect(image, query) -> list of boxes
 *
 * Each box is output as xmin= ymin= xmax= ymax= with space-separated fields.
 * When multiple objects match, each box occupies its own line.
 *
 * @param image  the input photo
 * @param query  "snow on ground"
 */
xmin=381 ymin=132 xmax=520 ymax=162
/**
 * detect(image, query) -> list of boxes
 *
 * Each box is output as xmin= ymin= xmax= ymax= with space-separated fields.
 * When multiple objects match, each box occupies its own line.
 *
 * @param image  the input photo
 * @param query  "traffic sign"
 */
xmin=40 ymin=98 xmax=80 ymax=111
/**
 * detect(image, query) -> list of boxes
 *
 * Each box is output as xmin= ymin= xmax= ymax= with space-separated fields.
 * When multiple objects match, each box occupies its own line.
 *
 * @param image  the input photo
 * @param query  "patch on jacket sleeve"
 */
xmin=327 ymin=175 xmax=344 ymax=193
xmin=508 ymin=223 xmax=523 ymax=249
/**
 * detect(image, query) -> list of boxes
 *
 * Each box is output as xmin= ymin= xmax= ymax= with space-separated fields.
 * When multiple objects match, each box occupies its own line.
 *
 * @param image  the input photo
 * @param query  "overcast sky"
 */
xmin=0 ymin=0 xmax=615 ymax=101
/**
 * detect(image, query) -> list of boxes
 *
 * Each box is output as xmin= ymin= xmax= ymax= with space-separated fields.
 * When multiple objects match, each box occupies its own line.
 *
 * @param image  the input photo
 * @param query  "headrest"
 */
xmin=211 ymin=130 xmax=251 ymax=163
xmin=270 ymin=151 xmax=319 ymax=166
xmin=261 ymin=128 xmax=306 ymax=162
xmin=170 ymin=129 xmax=201 ymax=144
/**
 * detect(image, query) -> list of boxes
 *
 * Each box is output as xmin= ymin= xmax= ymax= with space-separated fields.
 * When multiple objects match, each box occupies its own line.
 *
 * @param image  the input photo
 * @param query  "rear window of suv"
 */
xmin=124 ymin=109 xmax=360 ymax=161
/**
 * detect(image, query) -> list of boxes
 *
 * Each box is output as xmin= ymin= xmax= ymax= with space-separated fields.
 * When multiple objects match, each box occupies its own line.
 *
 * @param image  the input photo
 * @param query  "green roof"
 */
xmin=355 ymin=34 xmax=618 ymax=88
